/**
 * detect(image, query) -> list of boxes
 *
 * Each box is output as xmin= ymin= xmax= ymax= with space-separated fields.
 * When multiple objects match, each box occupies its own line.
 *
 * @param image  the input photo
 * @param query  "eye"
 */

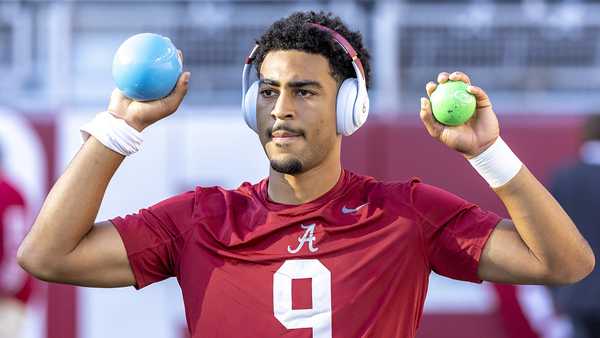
xmin=260 ymin=89 xmax=277 ymax=98
xmin=297 ymin=89 xmax=314 ymax=98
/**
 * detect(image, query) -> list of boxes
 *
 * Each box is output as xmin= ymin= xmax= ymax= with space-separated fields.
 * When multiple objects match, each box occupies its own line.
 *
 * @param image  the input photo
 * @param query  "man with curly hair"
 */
xmin=18 ymin=11 xmax=595 ymax=338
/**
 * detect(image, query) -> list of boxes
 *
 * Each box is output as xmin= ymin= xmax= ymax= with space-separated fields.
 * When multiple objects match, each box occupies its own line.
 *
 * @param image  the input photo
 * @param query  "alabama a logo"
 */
xmin=287 ymin=223 xmax=319 ymax=254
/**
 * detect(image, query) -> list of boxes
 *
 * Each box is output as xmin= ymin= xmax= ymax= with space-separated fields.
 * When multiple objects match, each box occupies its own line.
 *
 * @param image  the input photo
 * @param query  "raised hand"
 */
xmin=420 ymin=71 xmax=499 ymax=158
xmin=107 ymin=50 xmax=191 ymax=132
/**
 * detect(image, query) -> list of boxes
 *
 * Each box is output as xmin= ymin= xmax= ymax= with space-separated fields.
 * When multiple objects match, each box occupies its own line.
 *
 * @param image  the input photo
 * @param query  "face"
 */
xmin=256 ymin=50 xmax=340 ymax=175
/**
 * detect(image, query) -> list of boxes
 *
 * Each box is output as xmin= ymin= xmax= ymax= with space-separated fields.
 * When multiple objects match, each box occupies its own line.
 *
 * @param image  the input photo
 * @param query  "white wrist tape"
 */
xmin=468 ymin=137 xmax=523 ymax=188
xmin=80 ymin=111 xmax=143 ymax=156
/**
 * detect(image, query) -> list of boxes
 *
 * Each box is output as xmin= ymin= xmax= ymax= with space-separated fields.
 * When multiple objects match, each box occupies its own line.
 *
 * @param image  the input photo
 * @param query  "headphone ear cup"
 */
xmin=336 ymin=78 xmax=359 ymax=136
xmin=243 ymin=81 xmax=260 ymax=132
xmin=354 ymin=87 xmax=369 ymax=131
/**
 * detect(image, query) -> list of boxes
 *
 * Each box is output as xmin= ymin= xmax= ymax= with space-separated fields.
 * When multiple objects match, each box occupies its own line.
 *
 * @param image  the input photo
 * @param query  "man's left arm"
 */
xmin=479 ymin=166 xmax=594 ymax=284
xmin=421 ymin=71 xmax=595 ymax=285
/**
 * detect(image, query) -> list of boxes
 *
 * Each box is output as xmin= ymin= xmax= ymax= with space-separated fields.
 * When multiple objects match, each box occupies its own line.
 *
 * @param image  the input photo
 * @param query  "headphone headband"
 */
xmin=245 ymin=45 xmax=259 ymax=65
xmin=244 ymin=23 xmax=365 ymax=81
xmin=307 ymin=23 xmax=366 ymax=81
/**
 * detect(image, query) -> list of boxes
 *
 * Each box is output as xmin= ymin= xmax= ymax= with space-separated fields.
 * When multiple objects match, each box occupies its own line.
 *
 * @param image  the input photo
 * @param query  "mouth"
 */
xmin=272 ymin=135 xmax=302 ymax=144
xmin=270 ymin=129 xmax=303 ymax=144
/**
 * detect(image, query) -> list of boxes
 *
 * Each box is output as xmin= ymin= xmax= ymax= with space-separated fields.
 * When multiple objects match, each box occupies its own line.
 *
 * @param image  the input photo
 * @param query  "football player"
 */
xmin=18 ymin=11 xmax=594 ymax=338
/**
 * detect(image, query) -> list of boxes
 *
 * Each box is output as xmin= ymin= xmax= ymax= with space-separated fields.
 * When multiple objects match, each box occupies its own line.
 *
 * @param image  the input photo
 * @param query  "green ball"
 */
xmin=430 ymin=81 xmax=476 ymax=126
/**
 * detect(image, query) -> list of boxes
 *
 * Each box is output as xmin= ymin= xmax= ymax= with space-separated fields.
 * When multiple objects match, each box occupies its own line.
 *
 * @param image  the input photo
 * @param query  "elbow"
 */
xmin=17 ymin=242 xmax=60 ymax=282
xmin=546 ymin=249 xmax=596 ymax=285
xmin=17 ymin=240 xmax=32 ymax=272
xmin=582 ymin=249 xmax=596 ymax=281
xmin=570 ymin=246 xmax=596 ymax=284
xmin=17 ymin=242 xmax=42 ymax=278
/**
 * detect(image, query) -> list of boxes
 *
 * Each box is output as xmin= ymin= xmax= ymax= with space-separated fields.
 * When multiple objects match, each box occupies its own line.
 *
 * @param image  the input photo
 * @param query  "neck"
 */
xmin=267 ymin=152 xmax=342 ymax=205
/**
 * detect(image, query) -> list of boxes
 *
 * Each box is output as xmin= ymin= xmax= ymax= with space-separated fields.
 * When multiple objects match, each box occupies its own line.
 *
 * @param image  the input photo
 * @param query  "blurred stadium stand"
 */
xmin=1 ymin=0 xmax=600 ymax=115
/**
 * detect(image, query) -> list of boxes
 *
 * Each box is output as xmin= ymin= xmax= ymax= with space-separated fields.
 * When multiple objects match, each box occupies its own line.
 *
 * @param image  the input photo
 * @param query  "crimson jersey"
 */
xmin=112 ymin=170 xmax=501 ymax=338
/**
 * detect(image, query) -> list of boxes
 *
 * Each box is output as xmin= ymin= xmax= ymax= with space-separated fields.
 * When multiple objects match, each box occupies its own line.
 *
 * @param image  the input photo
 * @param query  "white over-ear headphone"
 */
xmin=241 ymin=23 xmax=370 ymax=136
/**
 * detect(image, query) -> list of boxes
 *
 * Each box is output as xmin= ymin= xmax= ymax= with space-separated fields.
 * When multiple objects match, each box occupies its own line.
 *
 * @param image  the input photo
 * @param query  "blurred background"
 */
xmin=0 ymin=1 xmax=598 ymax=338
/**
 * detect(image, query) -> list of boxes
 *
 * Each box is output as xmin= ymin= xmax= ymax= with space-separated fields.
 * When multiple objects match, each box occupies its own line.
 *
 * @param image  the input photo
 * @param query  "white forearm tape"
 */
xmin=80 ymin=111 xmax=143 ymax=156
xmin=468 ymin=137 xmax=523 ymax=188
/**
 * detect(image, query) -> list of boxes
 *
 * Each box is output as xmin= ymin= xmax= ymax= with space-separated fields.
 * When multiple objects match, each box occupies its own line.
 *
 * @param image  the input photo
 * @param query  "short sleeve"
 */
xmin=110 ymin=190 xmax=196 ymax=289
xmin=409 ymin=180 xmax=502 ymax=283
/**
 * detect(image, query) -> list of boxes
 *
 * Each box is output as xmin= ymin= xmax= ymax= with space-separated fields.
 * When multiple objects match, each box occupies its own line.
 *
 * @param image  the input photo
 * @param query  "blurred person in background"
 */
xmin=550 ymin=115 xmax=600 ymax=338
xmin=17 ymin=11 xmax=595 ymax=338
xmin=0 ymin=139 xmax=33 ymax=338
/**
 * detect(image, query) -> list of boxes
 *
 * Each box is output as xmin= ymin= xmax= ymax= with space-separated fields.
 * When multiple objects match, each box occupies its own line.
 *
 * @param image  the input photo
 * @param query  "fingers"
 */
xmin=165 ymin=49 xmax=192 ymax=109
xmin=110 ymin=88 xmax=123 ymax=102
xmin=467 ymin=85 xmax=492 ymax=109
xmin=111 ymin=87 xmax=126 ymax=99
xmin=107 ymin=88 xmax=131 ymax=117
xmin=448 ymin=71 xmax=471 ymax=85
xmin=426 ymin=81 xmax=437 ymax=97
xmin=435 ymin=71 xmax=470 ymax=84
xmin=428 ymin=70 xmax=472 ymax=97
xmin=436 ymin=72 xmax=450 ymax=84
xmin=420 ymin=97 xmax=444 ymax=138
xmin=163 ymin=71 xmax=191 ymax=108
xmin=177 ymin=49 xmax=184 ymax=64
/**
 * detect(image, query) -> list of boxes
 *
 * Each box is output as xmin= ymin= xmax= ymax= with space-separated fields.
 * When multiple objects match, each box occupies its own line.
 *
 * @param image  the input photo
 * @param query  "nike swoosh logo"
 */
xmin=341 ymin=203 xmax=368 ymax=214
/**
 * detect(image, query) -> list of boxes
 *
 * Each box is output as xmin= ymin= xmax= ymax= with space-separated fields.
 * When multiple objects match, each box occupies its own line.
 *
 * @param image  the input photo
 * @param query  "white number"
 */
xmin=273 ymin=259 xmax=332 ymax=338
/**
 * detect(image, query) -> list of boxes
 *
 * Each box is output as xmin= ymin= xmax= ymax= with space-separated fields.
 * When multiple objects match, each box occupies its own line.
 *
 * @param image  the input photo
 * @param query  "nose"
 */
xmin=271 ymin=91 xmax=296 ymax=121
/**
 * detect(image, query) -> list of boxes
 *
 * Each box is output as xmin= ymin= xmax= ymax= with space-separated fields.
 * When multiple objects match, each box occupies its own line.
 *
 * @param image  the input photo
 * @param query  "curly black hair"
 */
xmin=253 ymin=11 xmax=371 ymax=89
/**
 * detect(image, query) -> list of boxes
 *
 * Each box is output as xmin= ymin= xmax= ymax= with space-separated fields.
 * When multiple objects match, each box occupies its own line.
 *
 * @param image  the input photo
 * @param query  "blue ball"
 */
xmin=112 ymin=33 xmax=182 ymax=101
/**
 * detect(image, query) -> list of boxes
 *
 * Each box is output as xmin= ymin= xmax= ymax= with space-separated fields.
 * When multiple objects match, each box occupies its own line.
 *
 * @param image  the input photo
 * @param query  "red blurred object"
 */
xmin=0 ymin=174 xmax=33 ymax=305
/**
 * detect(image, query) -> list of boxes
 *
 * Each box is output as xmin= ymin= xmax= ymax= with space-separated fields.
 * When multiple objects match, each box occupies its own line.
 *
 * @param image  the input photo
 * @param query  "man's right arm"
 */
xmin=18 ymin=66 xmax=191 ymax=288
xmin=17 ymin=137 xmax=135 ymax=287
